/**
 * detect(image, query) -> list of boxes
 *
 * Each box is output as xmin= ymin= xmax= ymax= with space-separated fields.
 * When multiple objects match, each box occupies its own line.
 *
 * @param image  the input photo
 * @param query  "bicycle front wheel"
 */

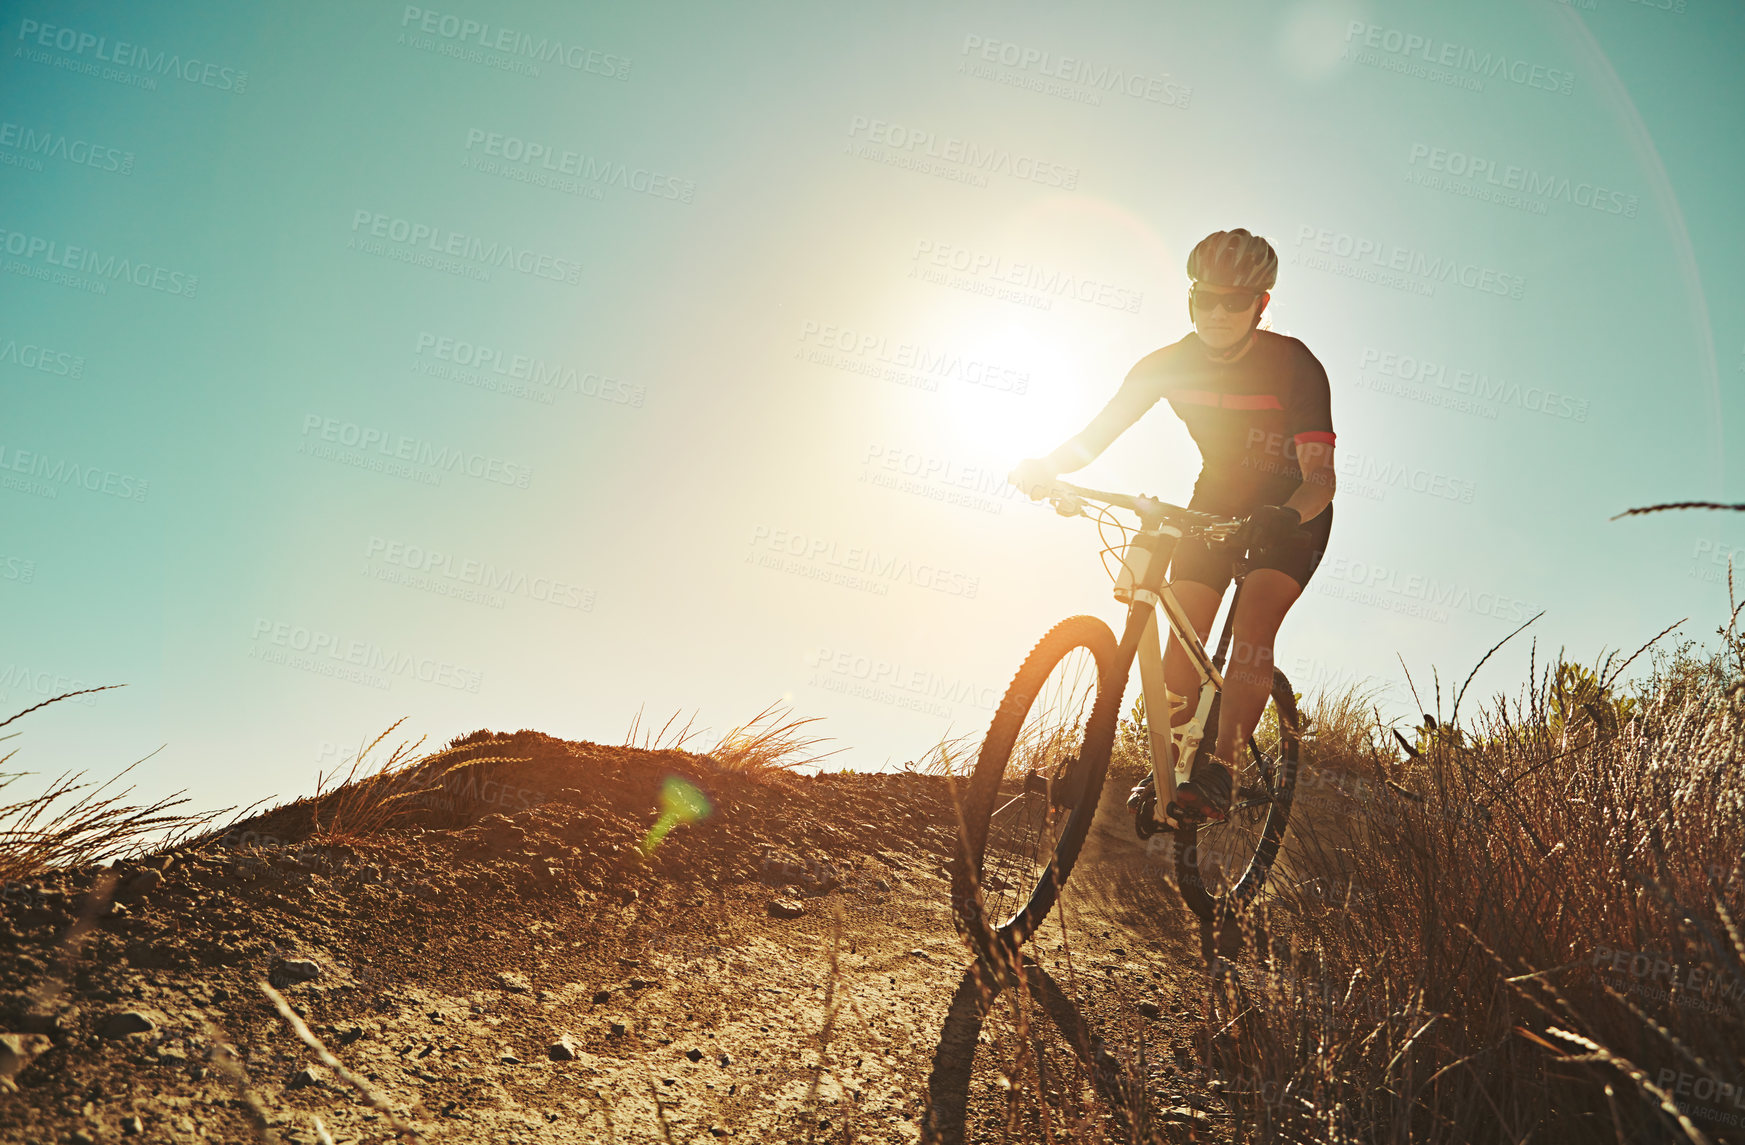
xmin=1175 ymin=667 xmax=1302 ymax=920
xmin=949 ymin=615 xmax=1123 ymax=975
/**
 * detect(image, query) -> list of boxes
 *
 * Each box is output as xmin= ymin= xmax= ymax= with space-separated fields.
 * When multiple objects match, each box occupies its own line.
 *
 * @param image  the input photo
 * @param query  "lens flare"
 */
xmin=640 ymin=776 xmax=713 ymax=855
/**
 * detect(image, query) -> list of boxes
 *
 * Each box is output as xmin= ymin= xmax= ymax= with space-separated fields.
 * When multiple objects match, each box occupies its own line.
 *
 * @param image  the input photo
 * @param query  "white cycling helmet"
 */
xmin=1186 ymin=228 xmax=1279 ymax=291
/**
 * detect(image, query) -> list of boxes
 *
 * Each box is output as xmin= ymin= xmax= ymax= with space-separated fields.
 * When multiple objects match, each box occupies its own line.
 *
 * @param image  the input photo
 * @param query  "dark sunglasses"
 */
xmin=1190 ymin=286 xmax=1263 ymax=312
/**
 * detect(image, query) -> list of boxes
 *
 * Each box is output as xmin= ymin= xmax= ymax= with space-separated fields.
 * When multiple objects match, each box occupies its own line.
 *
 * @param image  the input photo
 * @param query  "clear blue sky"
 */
xmin=3 ymin=0 xmax=1742 ymax=818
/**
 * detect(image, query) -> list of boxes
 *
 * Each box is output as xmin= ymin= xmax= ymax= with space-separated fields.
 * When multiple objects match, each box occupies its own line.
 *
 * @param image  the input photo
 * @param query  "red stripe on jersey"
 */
xmin=1171 ymin=390 xmax=1284 ymax=410
xmin=1293 ymin=431 xmax=1336 ymax=445
xmin=1220 ymin=393 xmax=1284 ymax=410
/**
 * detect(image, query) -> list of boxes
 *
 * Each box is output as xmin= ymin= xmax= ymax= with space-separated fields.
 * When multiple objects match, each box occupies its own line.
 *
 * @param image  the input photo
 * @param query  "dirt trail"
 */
xmin=924 ymin=773 xmax=1231 ymax=1143
xmin=1 ymin=733 xmax=1231 ymax=1143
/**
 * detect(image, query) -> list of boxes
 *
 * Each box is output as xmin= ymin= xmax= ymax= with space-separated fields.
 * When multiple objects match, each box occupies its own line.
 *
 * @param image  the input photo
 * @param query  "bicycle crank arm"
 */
xmin=990 ymin=761 xmax=1083 ymax=821
xmin=1021 ymin=760 xmax=1082 ymax=809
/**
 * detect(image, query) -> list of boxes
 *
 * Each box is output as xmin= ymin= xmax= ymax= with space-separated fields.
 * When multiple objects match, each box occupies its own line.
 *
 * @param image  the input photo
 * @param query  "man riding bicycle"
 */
xmin=1009 ymin=228 xmax=1337 ymax=823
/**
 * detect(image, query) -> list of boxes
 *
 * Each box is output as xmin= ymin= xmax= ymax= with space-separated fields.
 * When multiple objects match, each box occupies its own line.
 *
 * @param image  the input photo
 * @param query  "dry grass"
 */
xmin=0 ymin=689 xmax=218 ymax=885
xmin=260 ymin=980 xmax=425 ymax=1141
xmin=197 ymin=1013 xmax=280 ymax=1144
xmin=624 ymin=704 xmax=708 ymax=753
xmin=938 ymin=596 xmax=1745 ymax=1142
xmin=15 ymin=694 xmax=847 ymax=874
xmin=626 ymin=699 xmax=844 ymax=775
xmin=1204 ymin=617 xmax=1745 ymax=1143
xmin=707 ymin=700 xmax=843 ymax=774
xmin=301 ymin=721 xmax=529 ymax=844
xmin=902 ymin=729 xmax=984 ymax=778
xmin=303 ymin=718 xmax=432 ymax=842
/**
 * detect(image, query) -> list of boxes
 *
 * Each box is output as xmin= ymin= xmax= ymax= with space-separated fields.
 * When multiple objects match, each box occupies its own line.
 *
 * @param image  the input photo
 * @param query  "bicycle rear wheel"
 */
xmin=949 ymin=615 xmax=1123 ymax=976
xmin=1174 ymin=667 xmax=1301 ymax=920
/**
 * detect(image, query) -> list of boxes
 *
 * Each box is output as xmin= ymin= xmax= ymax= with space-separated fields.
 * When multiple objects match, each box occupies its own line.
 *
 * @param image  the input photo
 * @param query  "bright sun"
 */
xmin=941 ymin=316 xmax=1083 ymax=464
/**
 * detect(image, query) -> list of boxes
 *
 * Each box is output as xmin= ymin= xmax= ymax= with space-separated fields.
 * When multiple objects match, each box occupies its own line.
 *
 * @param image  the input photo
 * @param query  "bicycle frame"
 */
xmin=1046 ymin=481 xmax=1244 ymax=826
xmin=1119 ymin=530 xmax=1228 ymax=825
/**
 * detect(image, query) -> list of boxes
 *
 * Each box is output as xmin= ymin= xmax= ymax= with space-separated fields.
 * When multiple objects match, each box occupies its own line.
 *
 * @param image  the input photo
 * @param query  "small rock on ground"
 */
xmin=0 ymin=1033 xmax=52 ymax=1088
xmin=766 ymin=898 xmax=804 ymax=919
xmin=97 ymin=1011 xmax=156 ymax=1038
xmin=270 ymin=957 xmax=321 ymax=985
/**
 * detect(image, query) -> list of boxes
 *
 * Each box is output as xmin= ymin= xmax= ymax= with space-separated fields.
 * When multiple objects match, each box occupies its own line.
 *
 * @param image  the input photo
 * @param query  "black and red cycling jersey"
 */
xmin=1054 ymin=331 xmax=1336 ymax=514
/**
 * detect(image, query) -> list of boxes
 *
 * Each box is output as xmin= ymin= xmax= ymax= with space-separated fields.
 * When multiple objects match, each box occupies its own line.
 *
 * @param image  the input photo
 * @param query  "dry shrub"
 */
xmin=302 ymin=719 xmax=529 ymax=843
xmin=173 ymin=723 xmax=537 ymax=852
xmin=706 ymin=701 xmax=842 ymax=774
xmin=625 ymin=700 xmax=842 ymax=775
xmin=303 ymin=718 xmax=430 ymax=842
xmin=1212 ymin=625 xmax=1745 ymax=1143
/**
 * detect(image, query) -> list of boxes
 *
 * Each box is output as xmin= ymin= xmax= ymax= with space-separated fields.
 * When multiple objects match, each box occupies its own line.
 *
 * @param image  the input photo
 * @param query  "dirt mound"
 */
xmin=1 ymin=734 xmax=1226 ymax=1143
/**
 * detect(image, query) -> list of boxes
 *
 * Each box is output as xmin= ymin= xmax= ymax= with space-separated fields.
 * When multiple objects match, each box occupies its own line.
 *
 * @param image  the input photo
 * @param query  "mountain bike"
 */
xmin=949 ymin=479 xmax=1301 ymax=976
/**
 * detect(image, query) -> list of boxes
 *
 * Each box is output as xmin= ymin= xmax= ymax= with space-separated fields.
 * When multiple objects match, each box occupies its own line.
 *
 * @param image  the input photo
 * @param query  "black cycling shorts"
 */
xmin=1168 ymin=499 xmax=1333 ymax=594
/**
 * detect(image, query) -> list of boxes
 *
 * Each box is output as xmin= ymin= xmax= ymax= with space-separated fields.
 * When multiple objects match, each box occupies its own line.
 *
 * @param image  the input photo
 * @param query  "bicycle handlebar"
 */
xmin=1037 ymin=479 xmax=1246 ymax=540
